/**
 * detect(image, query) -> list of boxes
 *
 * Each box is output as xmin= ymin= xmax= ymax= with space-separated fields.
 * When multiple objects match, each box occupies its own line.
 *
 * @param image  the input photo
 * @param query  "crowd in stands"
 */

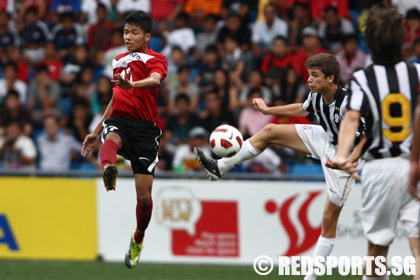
xmin=0 ymin=0 xmax=420 ymax=174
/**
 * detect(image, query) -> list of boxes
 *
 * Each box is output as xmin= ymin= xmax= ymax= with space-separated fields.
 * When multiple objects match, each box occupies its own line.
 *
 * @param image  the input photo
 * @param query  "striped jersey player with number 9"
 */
xmin=209 ymin=124 xmax=243 ymax=158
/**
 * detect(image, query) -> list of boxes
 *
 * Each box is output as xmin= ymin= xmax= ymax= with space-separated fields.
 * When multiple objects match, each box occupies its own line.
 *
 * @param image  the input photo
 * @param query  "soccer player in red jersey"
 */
xmin=81 ymin=11 xmax=167 ymax=268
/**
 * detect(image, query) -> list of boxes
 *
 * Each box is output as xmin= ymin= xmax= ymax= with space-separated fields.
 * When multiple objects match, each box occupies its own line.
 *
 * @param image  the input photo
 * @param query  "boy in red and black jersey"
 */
xmin=81 ymin=10 xmax=167 ymax=269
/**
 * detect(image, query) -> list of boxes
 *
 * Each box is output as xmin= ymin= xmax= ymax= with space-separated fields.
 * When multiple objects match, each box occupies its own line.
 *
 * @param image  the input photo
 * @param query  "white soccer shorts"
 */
xmin=361 ymin=157 xmax=420 ymax=246
xmin=295 ymin=124 xmax=364 ymax=207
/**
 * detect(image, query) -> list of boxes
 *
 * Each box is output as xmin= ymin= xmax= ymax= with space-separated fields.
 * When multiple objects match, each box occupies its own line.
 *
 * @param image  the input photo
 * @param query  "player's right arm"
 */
xmin=81 ymin=95 xmax=114 ymax=157
xmin=409 ymin=99 xmax=420 ymax=200
xmin=253 ymin=98 xmax=309 ymax=117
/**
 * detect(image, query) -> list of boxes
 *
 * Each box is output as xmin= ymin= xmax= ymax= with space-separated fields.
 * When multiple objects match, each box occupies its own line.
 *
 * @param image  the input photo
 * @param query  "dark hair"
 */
xmin=25 ymin=6 xmax=39 ymax=16
xmin=414 ymin=37 xmax=420 ymax=46
xmin=248 ymin=88 xmax=262 ymax=98
xmin=273 ymin=35 xmax=289 ymax=44
xmin=61 ymin=12 xmax=74 ymax=20
xmin=365 ymin=5 xmax=404 ymax=63
xmin=177 ymin=65 xmax=190 ymax=74
xmin=406 ymin=8 xmax=420 ymax=20
xmin=342 ymin=33 xmax=359 ymax=44
xmin=324 ymin=6 xmax=338 ymax=14
xmin=3 ymin=61 xmax=18 ymax=72
xmin=175 ymin=94 xmax=190 ymax=104
xmin=97 ymin=3 xmax=108 ymax=12
xmin=35 ymin=64 xmax=49 ymax=74
xmin=6 ymin=89 xmax=19 ymax=99
xmin=124 ymin=10 xmax=152 ymax=34
xmin=205 ymin=44 xmax=218 ymax=53
xmin=305 ymin=53 xmax=340 ymax=84
xmin=293 ymin=2 xmax=309 ymax=11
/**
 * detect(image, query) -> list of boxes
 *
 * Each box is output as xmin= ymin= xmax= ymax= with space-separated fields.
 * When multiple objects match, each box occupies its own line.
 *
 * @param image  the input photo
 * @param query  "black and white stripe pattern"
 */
xmin=302 ymin=87 xmax=348 ymax=145
xmin=347 ymin=61 xmax=420 ymax=160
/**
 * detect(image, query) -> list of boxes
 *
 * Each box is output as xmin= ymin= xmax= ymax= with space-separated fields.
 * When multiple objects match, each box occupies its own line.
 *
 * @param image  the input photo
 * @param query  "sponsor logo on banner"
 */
xmin=265 ymin=191 xmax=323 ymax=256
xmin=0 ymin=215 xmax=19 ymax=251
xmin=155 ymin=187 xmax=239 ymax=257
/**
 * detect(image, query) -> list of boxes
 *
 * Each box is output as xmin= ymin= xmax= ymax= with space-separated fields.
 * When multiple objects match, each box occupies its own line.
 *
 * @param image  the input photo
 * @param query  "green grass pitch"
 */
xmin=0 ymin=260 xmax=413 ymax=280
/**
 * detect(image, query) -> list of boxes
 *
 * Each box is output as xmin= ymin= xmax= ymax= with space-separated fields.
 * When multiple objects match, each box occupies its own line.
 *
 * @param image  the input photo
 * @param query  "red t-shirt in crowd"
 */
xmin=260 ymin=52 xmax=295 ymax=74
xmin=111 ymin=48 xmax=168 ymax=122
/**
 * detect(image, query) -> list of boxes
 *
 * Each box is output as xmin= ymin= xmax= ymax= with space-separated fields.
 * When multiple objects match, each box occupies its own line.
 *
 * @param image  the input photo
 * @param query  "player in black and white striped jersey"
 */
xmin=194 ymin=53 xmax=366 ymax=280
xmin=334 ymin=6 xmax=420 ymax=280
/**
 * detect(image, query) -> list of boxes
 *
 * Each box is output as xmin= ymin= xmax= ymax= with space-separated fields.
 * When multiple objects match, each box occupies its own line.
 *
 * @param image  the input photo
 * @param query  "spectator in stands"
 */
xmin=91 ymin=75 xmax=113 ymax=115
xmin=239 ymin=70 xmax=272 ymax=107
xmin=0 ymin=121 xmax=36 ymax=170
xmin=162 ymin=94 xmax=200 ymax=147
xmin=28 ymin=65 xmax=62 ymax=128
xmin=116 ymin=0 xmax=150 ymax=26
xmin=168 ymin=65 xmax=200 ymax=115
xmin=0 ymin=90 xmax=33 ymax=137
xmin=71 ymin=66 xmax=95 ymax=106
xmin=0 ymin=62 xmax=28 ymax=104
xmin=163 ymin=46 xmax=187 ymax=109
xmin=184 ymin=0 xmax=223 ymax=26
xmin=196 ymin=14 xmax=219 ymax=55
xmin=50 ymin=0 xmax=81 ymax=14
xmin=199 ymin=90 xmax=236 ymax=133
xmin=289 ymin=2 xmax=316 ymax=50
xmin=277 ymin=67 xmax=307 ymax=104
xmin=0 ymin=11 xmax=19 ymax=57
xmin=404 ymin=8 xmax=420 ymax=46
xmin=335 ymin=34 xmax=366 ymax=85
xmin=260 ymin=36 xmax=294 ymax=80
xmin=160 ymin=95 xmax=200 ymax=170
xmin=310 ymin=0 xmax=350 ymax=22
xmin=18 ymin=0 xmax=48 ymax=21
xmin=220 ymin=35 xmax=247 ymax=87
xmin=86 ymin=3 xmax=116 ymax=52
xmin=392 ymin=0 xmax=420 ymax=18
xmin=252 ymin=2 xmax=289 ymax=58
xmin=66 ymin=98 xmax=92 ymax=143
xmin=102 ymin=28 xmax=126 ymax=78
xmin=8 ymin=46 xmax=30 ymax=83
xmin=18 ymin=6 xmax=51 ymax=64
xmin=292 ymin=26 xmax=327 ymax=83
xmin=172 ymin=126 xmax=210 ymax=172
xmin=161 ymin=12 xmax=196 ymax=58
xmin=37 ymin=42 xmax=62 ymax=81
xmin=239 ymin=88 xmax=272 ymax=138
xmin=60 ymin=44 xmax=92 ymax=98
xmin=81 ymin=0 xmax=112 ymax=25
xmin=50 ymin=12 xmax=84 ymax=57
xmin=217 ymin=11 xmax=251 ymax=52
xmin=222 ymin=0 xmax=251 ymax=22
xmin=318 ymin=6 xmax=354 ymax=53
xmin=38 ymin=115 xmax=82 ymax=171
xmin=210 ymin=69 xmax=239 ymax=112
xmin=195 ymin=45 xmax=220 ymax=92
xmin=408 ymin=37 xmax=420 ymax=64
xmin=151 ymin=0 xmax=183 ymax=23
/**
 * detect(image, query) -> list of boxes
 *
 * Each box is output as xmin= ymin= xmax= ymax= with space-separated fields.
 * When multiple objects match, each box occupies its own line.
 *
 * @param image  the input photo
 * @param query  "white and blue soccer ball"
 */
xmin=209 ymin=124 xmax=243 ymax=158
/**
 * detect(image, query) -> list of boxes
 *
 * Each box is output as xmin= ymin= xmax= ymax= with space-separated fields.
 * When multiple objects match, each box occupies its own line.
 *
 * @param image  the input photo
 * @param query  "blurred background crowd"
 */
xmin=0 ymin=0 xmax=419 ymax=174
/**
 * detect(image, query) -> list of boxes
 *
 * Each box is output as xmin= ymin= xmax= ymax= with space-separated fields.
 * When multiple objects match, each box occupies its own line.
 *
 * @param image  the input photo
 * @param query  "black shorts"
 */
xmin=101 ymin=117 xmax=162 ymax=175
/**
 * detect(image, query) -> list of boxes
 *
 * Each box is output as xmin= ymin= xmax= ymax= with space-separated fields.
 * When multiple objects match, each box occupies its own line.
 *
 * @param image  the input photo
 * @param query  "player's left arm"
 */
xmin=409 ymin=99 xmax=420 ymax=200
xmin=112 ymin=72 xmax=162 ymax=89
xmin=348 ymin=134 xmax=366 ymax=163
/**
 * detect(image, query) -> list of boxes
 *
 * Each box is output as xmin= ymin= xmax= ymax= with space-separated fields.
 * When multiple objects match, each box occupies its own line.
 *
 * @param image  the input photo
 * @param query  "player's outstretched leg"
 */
xmin=125 ymin=229 xmax=144 ymax=268
xmin=100 ymin=138 xmax=120 ymax=191
xmin=194 ymin=138 xmax=262 ymax=180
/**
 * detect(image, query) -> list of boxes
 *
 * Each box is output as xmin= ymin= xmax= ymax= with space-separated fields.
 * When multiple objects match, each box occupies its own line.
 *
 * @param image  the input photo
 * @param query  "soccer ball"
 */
xmin=209 ymin=124 xmax=243 ymax=158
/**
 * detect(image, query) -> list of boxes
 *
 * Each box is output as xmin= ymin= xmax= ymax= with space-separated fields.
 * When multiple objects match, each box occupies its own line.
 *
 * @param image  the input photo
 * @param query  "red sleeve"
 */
xmin=260 ymin=54 xmax=271 ymax=74
xmin=148 ymin=55 xmax=168 ymax=81
xmin=87 ymin=24 xmax=94 ymax=48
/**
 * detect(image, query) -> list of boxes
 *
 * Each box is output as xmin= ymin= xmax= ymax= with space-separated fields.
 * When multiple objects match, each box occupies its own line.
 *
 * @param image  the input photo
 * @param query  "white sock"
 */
xmin=218 ymin=139 xmax=262 ymax=175
xmin=304 ymin=236 xmax=336 ymax=280
xmin=363 ymin=276 xmax=389 ymax=280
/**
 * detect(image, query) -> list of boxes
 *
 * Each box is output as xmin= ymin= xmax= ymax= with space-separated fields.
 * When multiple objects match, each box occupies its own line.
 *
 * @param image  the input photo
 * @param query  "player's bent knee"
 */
xmin=138 ymin=195 xmax=151 ymax=206
xmin=261 ymin=123 xmax=278 ymax=140
xmin=106 ymin=133 xmax=122 ymax=146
